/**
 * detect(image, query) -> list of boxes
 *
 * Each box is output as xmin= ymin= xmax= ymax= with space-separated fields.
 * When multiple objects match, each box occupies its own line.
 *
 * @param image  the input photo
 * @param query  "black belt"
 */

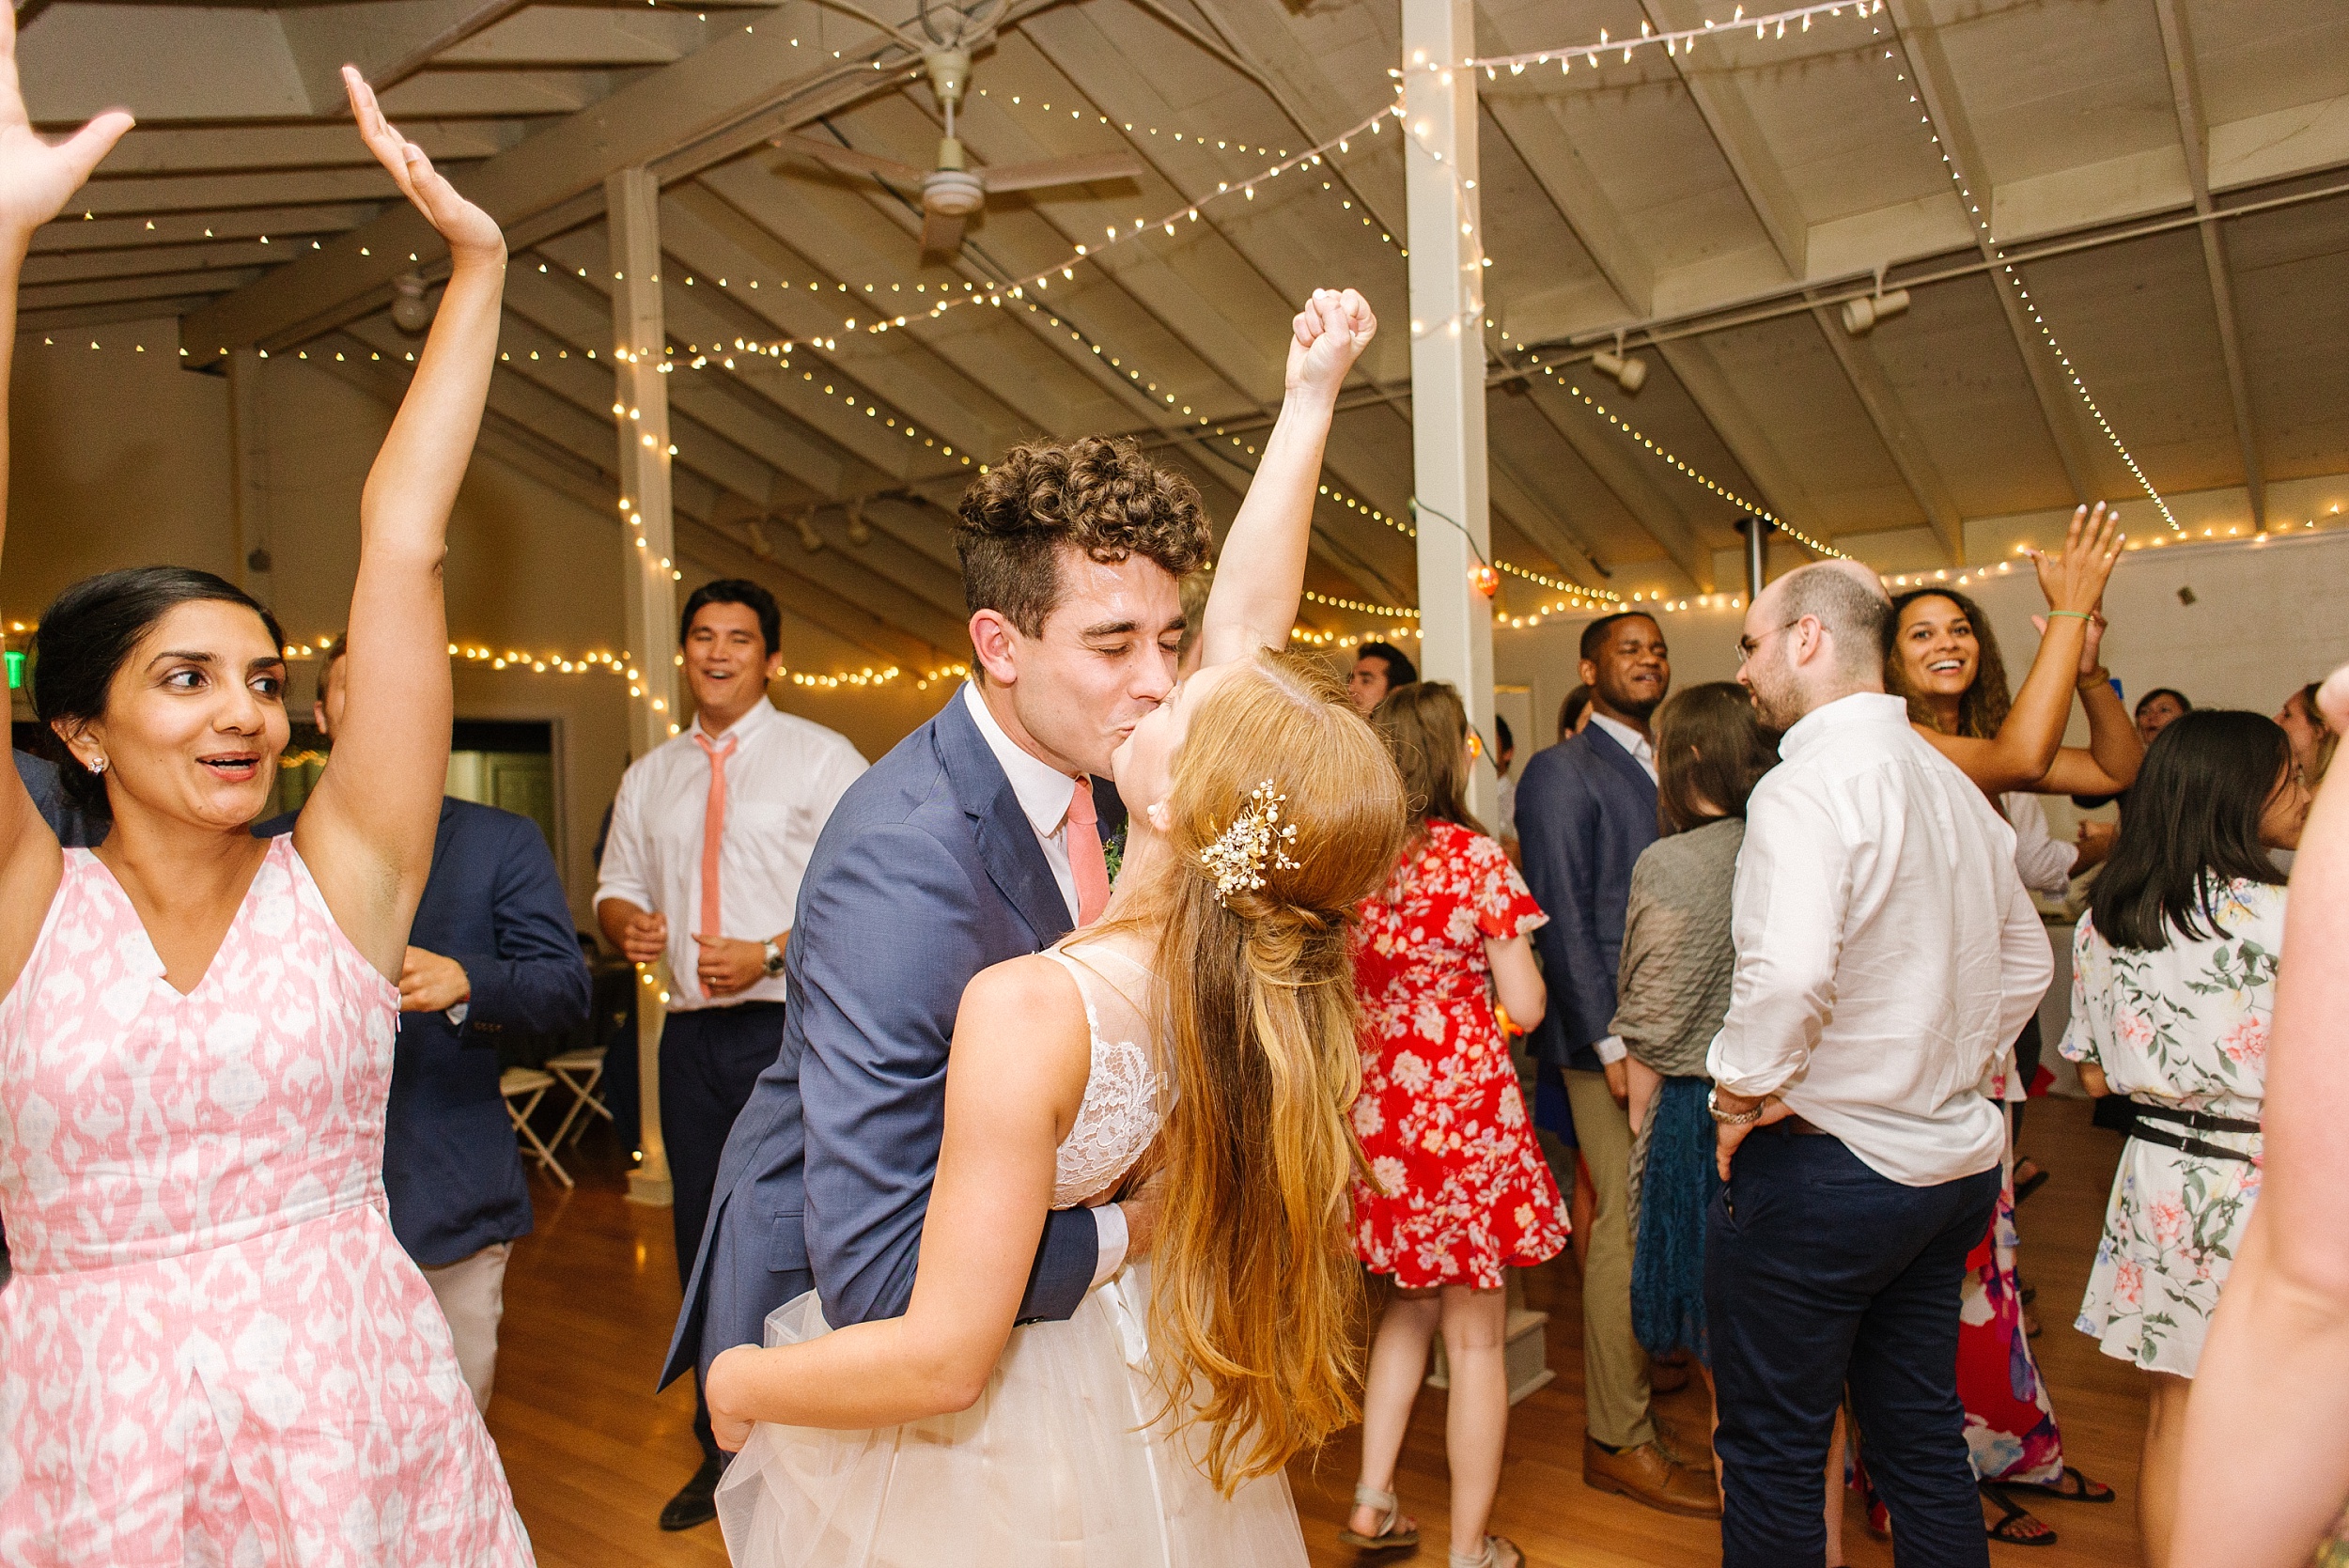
xmin=2127 ymin=1100 xmax=2261 ymax=1165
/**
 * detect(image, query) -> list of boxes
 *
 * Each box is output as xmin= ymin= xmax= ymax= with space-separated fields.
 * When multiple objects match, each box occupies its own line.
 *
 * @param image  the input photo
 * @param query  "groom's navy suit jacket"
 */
xmin=662 ymin=690 xmax=1120 ymax=1389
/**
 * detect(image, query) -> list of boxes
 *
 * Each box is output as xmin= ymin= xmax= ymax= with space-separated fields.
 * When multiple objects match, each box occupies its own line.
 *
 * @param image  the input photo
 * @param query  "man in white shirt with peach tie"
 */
xmin=1705 ymin=560 xmax=2050 ymax=1568
xmin=595 ymin=578 xmax=865 ymax=1530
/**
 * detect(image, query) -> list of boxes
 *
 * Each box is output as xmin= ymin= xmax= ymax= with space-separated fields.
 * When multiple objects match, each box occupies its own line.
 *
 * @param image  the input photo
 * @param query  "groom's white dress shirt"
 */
xmin=1705 ymin=692 xmax=2051 ymax=1188
xmin=963 ymin=681 xmax=1130 ymax=1285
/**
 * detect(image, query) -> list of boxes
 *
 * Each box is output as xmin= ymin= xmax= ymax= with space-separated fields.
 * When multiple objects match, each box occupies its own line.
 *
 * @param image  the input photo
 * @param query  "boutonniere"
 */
xmin=1102 ymin=824 xmax=1127 ymax=885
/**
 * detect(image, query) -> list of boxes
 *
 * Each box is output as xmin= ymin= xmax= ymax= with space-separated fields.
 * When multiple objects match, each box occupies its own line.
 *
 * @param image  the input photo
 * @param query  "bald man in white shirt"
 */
xmin=1704 ymin=561 xmax=2049 ymax=1568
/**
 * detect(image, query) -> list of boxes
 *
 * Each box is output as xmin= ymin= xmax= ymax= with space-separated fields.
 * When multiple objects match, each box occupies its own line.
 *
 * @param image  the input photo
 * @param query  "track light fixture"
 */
xmin=1591 ymin=332 xmax=1647 ymax=394
xmin=389 ymin=272 xmax=435 ymax=334
xmin=1841 ymin=269 xmax=1911 ymax=337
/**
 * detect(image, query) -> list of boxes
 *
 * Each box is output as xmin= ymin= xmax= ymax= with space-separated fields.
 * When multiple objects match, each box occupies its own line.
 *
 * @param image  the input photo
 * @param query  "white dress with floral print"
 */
xmin=2060 ymin=878 xmax=2281 ymax=1377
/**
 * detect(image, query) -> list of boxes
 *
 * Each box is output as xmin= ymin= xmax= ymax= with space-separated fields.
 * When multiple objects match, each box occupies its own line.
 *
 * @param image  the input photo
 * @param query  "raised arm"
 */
xmin=1917 ymin=503 xmax=2124 ymax=795
xmin=2173 ymin=667 xmax=2349 ymax=1568
xmin=294 ymin=68 xmax=505 ymax=979
xmin=1192 ymin=288 xmax=1375 ymax=668
xmin=2024 ymin=605 xmax=2141 ymax=796
xmin=0 ymin=8 xmax=130 ymax=974
xmin=705 ymin=955 xmax=1090 ymax=1440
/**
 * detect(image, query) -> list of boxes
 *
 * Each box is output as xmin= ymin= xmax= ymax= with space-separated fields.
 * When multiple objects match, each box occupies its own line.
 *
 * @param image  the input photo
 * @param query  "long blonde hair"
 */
xmin=1108 ymin=649 xmax=1406 ymax=1491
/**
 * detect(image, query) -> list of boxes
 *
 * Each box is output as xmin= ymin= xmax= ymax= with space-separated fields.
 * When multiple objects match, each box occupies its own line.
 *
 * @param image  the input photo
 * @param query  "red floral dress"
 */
xmin=1349 ymin=821 xmax=1567 ymax=1290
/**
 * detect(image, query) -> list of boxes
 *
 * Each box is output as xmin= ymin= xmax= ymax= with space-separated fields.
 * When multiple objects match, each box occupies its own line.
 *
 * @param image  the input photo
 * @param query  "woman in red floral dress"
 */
xmin=1340 ymin=683 xmax=1564 ymax=1568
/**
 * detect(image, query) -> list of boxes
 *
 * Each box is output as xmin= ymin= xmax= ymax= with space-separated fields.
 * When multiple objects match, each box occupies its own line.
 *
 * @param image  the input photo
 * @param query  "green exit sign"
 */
xmin=4 ymin=651 xmax=20 ymax=690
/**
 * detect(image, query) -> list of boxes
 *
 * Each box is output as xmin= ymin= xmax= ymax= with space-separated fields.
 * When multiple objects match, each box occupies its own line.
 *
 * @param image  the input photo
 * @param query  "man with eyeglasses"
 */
xmin=1517 ymin=611 xmax=1715 ymax=1516
xmin=1704 ymin=559 xmax=2049 ymax=1568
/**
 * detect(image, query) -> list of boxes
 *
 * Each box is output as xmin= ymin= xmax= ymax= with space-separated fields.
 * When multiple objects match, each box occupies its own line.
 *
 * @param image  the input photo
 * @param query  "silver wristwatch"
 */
xmin=760 ymin=939 xmax=786 ymax=977
xmin=1707 ymin=1088 xmax=1764 ymax=1126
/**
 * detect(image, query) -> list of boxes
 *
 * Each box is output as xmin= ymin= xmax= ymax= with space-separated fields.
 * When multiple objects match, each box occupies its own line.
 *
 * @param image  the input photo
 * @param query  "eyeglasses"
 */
xmin=1736 ymin=618 xmax=1805 ymax=660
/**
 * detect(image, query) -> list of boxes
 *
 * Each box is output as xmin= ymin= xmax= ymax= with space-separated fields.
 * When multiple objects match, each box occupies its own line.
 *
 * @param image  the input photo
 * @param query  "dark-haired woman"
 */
xmin=1342 ymin=681 xmax=1564 ymax=1568
xmin=0 ymin=49 xmax=526 ymax=1566
xmin=1882 ymin=521 xmax=2142 ymax=1545
xmin=2061 ymin=710 xmax=2309 ymax=1566
xmin=1616 ymin=683 xmax=1775 ymax=1371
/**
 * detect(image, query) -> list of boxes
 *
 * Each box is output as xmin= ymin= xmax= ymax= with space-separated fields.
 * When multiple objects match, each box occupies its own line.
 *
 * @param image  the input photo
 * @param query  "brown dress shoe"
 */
xmin=1582 ymin=1437 xmax=1722 ymax=1518
xmin=1655 ymin=1421 xmax=1718 ymax=1480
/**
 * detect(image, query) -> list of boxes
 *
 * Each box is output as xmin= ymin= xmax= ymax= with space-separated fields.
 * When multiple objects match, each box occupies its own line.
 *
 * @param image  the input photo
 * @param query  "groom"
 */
xmin=659 ymin=436 xmax=1211 ymax=1524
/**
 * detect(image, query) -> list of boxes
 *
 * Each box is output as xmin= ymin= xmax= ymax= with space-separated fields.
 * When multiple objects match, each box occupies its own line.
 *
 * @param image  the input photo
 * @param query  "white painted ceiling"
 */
xmin=15 ymin=0 xmax=2349 ymax=669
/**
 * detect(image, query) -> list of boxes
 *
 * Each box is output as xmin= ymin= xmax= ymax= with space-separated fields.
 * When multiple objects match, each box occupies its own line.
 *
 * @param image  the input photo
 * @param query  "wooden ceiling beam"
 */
xmin=2153 ymin=0 xmax=2265 ymax=528
xmin=179 ymin=14 xmax=948 ymax=354
xmin=1474 ymin=0 xmax=1654 ymax=317
xmin=313 ymin=326 xmax=934 ymax=668
xmin=503 ymin=259 xmax=861 ymax=495
xmin=1886 ymin=0 xmax=2101 ymax=505
xmin=1517 ymin=375 xmax=1715 ymax=590
xmin=1805 ymin=293 xmax=1965 ymax=564
xmin=1650 ymin=336 xmax=1819 ymax=561
xmin=1638 ymin=0 xmax=1807 ymax=279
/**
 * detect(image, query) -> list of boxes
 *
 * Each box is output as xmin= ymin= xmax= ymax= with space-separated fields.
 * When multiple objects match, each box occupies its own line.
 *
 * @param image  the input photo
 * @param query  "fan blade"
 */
xmin=920 ymin=208 xmax=967 ymax=257
xmin=978 ymin=152 xmax=1143 ymax=194
xmin=778 ymin=133 xmax=927 ymax=186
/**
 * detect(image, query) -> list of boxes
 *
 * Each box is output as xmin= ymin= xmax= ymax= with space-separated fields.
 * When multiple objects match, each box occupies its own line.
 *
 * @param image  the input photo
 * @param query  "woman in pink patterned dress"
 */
xmin=1340 ymin=682 xmax=1563 ymax=1568
xmin=0 ymin=39 xmax=527 ymax=1566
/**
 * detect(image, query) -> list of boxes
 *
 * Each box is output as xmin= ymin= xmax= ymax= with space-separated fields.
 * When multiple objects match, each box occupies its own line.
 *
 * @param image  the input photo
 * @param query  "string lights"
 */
xmin=1880 ymin=37 xmax=2183 ymax=536
xmin=1449 ymin=0 xmax=1889 ymax=74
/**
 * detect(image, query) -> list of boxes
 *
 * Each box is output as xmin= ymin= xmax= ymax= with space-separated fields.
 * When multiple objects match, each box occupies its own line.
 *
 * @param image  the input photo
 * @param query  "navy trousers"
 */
xmin=660 ymin=1001 xmax=789 ymax=1465
xmin=1705 ymin=1126 xmax=2000 ymax=1568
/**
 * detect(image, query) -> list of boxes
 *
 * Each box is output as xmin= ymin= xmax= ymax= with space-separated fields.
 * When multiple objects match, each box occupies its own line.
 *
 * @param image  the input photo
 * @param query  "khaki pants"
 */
xmin=422 ymin=1242 xmax=511 ymax=1417
xmin=1560 ymin=1068 xmax=1655 ymax=1450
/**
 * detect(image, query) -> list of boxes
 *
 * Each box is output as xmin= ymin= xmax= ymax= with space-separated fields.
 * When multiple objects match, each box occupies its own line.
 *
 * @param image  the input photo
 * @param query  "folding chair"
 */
xmin=500 ymin=1065 xmax=572 ymax=1189
xmin=544 ymin=1045 xmax=613 ymax=1151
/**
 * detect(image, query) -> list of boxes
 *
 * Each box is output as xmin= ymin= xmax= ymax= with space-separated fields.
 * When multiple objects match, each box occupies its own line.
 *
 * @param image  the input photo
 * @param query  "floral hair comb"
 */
xmin=1199 ymin=780 xmax=1301 ymax=906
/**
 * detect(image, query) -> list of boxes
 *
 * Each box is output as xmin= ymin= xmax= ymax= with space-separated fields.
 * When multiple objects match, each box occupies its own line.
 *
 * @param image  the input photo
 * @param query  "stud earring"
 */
xmin=87 ymin=755 xmax=107 ymax=774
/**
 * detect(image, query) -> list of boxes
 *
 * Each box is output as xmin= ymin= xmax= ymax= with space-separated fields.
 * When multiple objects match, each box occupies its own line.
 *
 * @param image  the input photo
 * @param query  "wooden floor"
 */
xmin=490 ymin=1096 xmax=2148 ymax=1567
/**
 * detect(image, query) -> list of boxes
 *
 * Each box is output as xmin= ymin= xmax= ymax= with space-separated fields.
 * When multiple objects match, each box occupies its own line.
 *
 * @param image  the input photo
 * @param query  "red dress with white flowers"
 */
xmin=1348 ymin=822 xmax=1566 ymax=1291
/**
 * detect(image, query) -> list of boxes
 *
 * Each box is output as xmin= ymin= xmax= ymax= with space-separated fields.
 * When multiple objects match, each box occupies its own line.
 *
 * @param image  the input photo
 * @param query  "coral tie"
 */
xmin=1065 ymin=775 xmax=1112 ymax=928
xmin=692 ymin=729 xmax=738 ymax=945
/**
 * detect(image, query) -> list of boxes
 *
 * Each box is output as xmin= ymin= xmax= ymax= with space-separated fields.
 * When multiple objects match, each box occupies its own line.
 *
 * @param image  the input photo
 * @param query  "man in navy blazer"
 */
xmin=663 ymin=435 xmax=1210 ymax=1488
xmin=259 ymin=639 xmax=590 ymax=1414
xmin=1517 ymin=610 xmax=1712 ymax=1516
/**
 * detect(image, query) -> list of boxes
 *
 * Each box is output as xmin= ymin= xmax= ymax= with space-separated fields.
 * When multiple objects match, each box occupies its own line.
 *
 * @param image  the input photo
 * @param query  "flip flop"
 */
xmin=1982 ymin=1484 xmax=2060 ymax=1546
xmin=2002 ymin=1467 xmax=2116 ymax=1504
xmin=2014 ymin=1168 xmax=2051 ymax=1204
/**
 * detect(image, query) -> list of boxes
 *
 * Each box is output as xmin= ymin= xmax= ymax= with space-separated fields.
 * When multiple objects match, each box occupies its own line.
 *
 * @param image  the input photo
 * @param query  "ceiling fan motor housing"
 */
xmin=925 ymin=162 xmax=986 ymax=216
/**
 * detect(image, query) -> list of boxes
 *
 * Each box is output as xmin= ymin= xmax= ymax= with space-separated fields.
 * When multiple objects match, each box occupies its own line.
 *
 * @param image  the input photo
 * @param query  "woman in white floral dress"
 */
xmin=2061 ymin=708 xmax=2310 ymax=1564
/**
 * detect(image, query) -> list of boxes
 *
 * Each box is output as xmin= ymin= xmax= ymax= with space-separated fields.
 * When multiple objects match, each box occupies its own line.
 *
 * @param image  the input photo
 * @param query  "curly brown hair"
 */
xmin=1887 ymin=587 xmax=2013 ymax=739
xmin=954 ymin=436 xmax=1210 ymax=636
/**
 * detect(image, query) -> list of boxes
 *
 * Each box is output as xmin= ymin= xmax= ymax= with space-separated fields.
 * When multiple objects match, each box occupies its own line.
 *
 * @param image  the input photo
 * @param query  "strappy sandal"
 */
xmin=1451 ymin=1536 xmax=1524 ymax=1568
xmin=2000 ymin=1467 xmax=2116 ymax=1504
xmin=1982 ymin=1483 xmax=2060 ymax=1545
xmin=1337 ymin=1484 xmax=1420 ymax=1553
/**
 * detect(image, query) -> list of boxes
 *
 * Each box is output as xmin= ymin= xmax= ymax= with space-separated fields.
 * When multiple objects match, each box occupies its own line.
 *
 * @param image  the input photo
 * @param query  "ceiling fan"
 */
xmin=780 ymin=47 xmax=1142 ymax=258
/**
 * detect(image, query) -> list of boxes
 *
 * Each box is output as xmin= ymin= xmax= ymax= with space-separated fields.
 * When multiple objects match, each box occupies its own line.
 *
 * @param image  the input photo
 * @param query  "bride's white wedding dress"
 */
xmin=713 ymin=940 xmax=1310 ymax=1567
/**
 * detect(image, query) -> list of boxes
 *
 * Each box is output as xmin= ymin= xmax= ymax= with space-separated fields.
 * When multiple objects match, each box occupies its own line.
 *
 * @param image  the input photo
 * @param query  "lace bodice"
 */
xmin=1040 ymin=943 xmax=1168 ymax=1208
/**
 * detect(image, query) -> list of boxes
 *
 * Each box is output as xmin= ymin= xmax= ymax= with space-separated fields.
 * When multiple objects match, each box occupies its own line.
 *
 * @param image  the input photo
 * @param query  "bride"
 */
xmin=703 ymin=287 xmax=1406 ymax=1565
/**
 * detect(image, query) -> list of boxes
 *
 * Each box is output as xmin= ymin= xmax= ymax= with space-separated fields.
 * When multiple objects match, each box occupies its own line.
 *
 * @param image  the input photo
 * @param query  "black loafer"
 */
xmin=659 ymin=1455 xmax=724 ymax=1531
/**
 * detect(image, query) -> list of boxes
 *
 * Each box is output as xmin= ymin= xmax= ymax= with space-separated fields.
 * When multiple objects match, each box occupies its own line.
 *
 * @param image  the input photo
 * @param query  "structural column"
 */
xmin=608 ymin=164 xmax=679 ymax=1207
xmin=1402 ymin=0 xmax=1497 ymax=822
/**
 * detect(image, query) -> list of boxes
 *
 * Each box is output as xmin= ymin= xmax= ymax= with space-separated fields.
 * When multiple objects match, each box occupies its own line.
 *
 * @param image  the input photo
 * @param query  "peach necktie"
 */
xmin=1065 ymin=775 xmax=1112 ymax=927
xmin=692 ymin=729 xmax=739 ymax=940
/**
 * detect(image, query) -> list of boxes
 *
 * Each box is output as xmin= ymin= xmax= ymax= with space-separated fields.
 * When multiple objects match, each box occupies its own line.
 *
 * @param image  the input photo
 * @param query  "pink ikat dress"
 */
xmin=1348 ymin=822 xmax=1566 ymax=1291
xmin=0 ymin=835 xmax=532 ymax=1565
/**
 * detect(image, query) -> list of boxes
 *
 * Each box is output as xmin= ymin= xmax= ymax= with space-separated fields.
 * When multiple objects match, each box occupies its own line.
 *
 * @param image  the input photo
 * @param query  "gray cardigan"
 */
xmin=1611 ymin=816 xmax=1743 ymax=1223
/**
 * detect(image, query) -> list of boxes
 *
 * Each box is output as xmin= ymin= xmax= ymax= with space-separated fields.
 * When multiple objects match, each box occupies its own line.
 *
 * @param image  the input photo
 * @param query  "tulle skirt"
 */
xmin=714 ymin=1265 xmax=1309 ymax=1568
